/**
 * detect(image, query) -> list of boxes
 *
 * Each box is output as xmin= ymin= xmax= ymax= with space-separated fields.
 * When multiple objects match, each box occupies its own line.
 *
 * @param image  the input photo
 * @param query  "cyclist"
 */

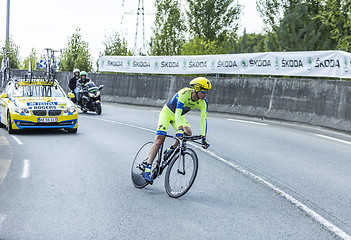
xmin=143 ymin=77 xmax=211 ymax=184
xmin=69 ymin=69 xmax=80 ymax=103
xmin=76 ymin=71 xmax=91 ymax=106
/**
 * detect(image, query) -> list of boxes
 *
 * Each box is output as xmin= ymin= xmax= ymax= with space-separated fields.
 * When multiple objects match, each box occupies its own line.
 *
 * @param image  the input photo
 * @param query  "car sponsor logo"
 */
xmin=27 ymin=102 xmax=58 ymax=110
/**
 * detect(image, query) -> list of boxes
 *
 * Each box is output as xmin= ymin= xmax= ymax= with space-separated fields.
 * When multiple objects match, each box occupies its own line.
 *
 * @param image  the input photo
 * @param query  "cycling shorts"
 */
xmin=156 ymin=105 xmax=190 ymax=136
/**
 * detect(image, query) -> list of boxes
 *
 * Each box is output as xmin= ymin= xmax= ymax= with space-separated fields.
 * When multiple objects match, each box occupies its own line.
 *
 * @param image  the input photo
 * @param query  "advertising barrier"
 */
xmin=99 ymin=50 xmax=351 ymax=79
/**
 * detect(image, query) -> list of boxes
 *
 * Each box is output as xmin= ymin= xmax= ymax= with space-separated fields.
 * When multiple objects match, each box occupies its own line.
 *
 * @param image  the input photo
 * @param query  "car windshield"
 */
xmin=12 ymin=85 xmax=65 ymax=97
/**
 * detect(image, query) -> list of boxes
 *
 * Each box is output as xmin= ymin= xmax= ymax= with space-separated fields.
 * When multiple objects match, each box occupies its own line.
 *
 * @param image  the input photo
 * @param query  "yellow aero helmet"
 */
xmin=189 ymin=77 xmax=212 ymax=92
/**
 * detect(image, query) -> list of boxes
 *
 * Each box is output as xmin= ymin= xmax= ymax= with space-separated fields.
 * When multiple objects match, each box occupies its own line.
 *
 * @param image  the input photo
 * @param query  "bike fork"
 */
xmin=177 ymin=150 xmax=186 ymax=175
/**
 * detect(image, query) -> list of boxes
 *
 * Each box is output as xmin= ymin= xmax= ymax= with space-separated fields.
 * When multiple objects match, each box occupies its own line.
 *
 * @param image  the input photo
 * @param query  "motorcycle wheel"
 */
xmin=95 ymin=102 xmax=102 ymax=115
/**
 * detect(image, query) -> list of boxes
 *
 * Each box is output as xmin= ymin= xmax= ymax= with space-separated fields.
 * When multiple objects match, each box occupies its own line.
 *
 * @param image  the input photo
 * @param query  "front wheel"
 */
xmin=7 ymin=111 xmax=16 ymax=134
xmin=131 ymin=142 xmax=153 ymax=189
xmin=95 ymin=101 xmax=102 ymax=115
xmin=164 ymin=148 xmax=198 ymax=198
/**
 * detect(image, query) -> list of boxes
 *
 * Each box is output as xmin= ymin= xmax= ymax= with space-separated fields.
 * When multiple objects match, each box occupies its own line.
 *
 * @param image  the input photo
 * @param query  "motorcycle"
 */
xmin=79 ymin=82 xmax=104 ymax=115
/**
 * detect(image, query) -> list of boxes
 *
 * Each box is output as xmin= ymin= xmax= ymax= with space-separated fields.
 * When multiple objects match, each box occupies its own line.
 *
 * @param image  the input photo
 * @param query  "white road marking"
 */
xmin=81 ymin=116 xmax=154 ymax=133
xmin=192 ymin=144 xmax=351 ymax=240
xmin=22 ymin=159 xmax=30 ymax=179
xmin=313 ymin=134 xmax=351 ymax=145
xmin=84 ymin=115 xmax=351 ymax=239
xmin=227 ymin=118 xmax=268 ymax=126
xmin=11 ymin=135 xmax=23 ymax=145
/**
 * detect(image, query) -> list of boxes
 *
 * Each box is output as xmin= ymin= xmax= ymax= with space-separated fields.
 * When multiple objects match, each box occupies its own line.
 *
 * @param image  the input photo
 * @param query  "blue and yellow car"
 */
xmin=0 ymin=77 xmax=78 ymax=134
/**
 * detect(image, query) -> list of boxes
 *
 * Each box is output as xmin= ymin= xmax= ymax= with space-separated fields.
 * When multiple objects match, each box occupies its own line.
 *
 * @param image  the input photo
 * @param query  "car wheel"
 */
xmin=7 ymin=111 xmax=16 ymax=134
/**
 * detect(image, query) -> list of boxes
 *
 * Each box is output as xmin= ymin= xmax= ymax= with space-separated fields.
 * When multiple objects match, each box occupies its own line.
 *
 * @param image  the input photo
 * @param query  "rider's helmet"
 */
xmin=73 ymin=69 xmax=80 ymax=74
xmin=80 ymin=71 xmax=87 ymax=77
xmin=189 ymin=77 xmax=211 ymax=92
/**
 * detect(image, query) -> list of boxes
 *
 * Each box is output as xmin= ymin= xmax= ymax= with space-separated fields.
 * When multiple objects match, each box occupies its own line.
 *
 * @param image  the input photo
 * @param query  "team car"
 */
xmin=0 ymin=77 xmax=78 ymax=134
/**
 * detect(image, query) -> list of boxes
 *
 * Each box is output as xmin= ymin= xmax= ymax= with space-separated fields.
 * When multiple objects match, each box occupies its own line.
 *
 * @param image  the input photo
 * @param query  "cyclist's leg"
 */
xmin=147 ymin=106 xmax=173 ymax=164
xmin=147 ymin=135 xmax=165 ymax=164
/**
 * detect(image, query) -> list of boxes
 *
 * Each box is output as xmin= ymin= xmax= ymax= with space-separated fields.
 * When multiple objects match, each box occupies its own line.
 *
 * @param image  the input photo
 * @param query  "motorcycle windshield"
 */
xmin=85 ymin=82 xmax=98 ymax=92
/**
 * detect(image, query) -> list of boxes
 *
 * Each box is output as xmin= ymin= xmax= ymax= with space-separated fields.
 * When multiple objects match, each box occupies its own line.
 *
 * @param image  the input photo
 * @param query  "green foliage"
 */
xmin=230 ymin=29 xmax=267 ymax=53
xmin=317 ymin=0 xmax=351 ymax=51
xmin=272 ymin=3 xmax=334 ymax=51
xmin=257 ymin=0 xmax=340 ymax=51
xmin=22 ymin=48 xmax=37 ymax=70
xmin=1 ymin=38 xmax=21 ymax=69
xmin=150 ymin=0 xmax=186 ymax=55
xmin=256 ymin=0 xmax=285 ymax=32
xmin=181 ymin=37 xmax=227 ymax=55
xmin=60 ymin=28 xmax=92 ymax=72
xmin=151 ymin=0 xmax=243 ymax=56
xmin=186 ymin=0 xmax=242 ymax=42
xmin=102 ymin=32 xmax=132 ymax=56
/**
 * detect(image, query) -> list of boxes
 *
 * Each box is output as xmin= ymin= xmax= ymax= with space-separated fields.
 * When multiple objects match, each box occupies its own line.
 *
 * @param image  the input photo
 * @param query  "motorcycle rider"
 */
xmin=76 ymin=71 xmax=91 ymax=106
xmin=69 ymin=69 xmax=80 ymax=103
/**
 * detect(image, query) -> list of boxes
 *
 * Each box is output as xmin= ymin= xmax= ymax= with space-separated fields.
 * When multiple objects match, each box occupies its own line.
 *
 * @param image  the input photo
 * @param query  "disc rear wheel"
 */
xmin=131 ymin=142 xmax=153 ymax=189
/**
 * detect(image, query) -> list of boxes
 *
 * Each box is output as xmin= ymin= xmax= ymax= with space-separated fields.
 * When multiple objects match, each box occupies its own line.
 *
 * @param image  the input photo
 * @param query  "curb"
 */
xmin=0 ymin=134 xmax=12 ymax=184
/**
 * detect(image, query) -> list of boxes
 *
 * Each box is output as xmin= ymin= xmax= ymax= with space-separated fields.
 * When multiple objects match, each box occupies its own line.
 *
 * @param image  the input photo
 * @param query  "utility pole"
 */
xmin=121 ymin=0 xmax=154 ymax=55
xmin=6 ymin=0 xmax=10 ymax=43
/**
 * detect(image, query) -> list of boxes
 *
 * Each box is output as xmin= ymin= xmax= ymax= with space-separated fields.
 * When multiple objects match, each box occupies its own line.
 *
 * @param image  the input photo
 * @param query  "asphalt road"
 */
xmin=0 ymin=103 xmax=351 ymax=240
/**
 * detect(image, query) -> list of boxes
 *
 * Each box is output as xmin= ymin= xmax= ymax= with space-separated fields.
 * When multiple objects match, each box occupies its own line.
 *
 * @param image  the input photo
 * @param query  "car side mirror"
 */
xmin=67 ymin=92 xmax=74 ymax=99
xmin=0 ymin=93 xmax=8 ymax=98
xmin=98 ymin=85 xmax=104 ymax=91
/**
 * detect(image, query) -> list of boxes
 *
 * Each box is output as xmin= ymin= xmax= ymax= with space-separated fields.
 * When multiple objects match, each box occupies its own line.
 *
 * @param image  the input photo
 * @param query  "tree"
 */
xmin=231 ymin=29 xmax=267 ymax=53
xmin=22 ymin=48 xmax=37 ymax=70
xmin=181 ymin=37 xmax=226 ymax=55
xmin=269 ymin=3 xmax=334 ymax=51
xmin=186 ymin=0 xmax=242 ymax=43
xmin=150 ymin=0 xmax=187 ymax=55
xmin=256 ymin=0 xmax=285 ymax=32
xmin=60 ymin=28 xmax=92 ymax=72
xmin=0 ymin=37 xmax=21 ymax=69
xmin=257 ymin=0 xmax=337 ymax=51
xmin=101 ymin=32 xmax=132 ymax=56
xmin=317 ymin=0 xmax=351 ymax=51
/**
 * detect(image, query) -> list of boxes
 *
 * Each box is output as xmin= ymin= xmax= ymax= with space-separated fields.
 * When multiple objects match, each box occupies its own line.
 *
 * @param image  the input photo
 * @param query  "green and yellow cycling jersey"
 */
xmin=156 ymin=87 xmax=208 ymax=136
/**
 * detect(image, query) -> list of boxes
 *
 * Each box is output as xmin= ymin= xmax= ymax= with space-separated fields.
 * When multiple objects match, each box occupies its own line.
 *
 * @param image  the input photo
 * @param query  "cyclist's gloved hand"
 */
xmin=202 ymin=137 xmax=210 ymax=149
xmin=176 ymin=129 xmax=184 ymax=138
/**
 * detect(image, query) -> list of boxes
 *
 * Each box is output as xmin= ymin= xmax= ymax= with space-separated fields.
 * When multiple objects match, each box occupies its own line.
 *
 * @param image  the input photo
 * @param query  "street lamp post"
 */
xmin=6 ymin=0 xmax=10 ymax=43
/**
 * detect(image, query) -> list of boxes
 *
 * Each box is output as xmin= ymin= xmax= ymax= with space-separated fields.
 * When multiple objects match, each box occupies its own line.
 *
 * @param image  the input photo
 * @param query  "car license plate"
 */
xmin=38 ymin=117 xmax=57 ymax=123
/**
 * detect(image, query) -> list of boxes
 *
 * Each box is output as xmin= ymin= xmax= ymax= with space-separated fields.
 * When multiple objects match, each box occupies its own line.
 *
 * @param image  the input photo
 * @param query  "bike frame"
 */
xmin=151 ymin=134 xmax=202 ymax=180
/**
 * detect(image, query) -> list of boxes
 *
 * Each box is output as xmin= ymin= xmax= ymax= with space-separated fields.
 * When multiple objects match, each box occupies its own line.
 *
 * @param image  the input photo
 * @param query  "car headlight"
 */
xmin=64 ymin=106 xmax=77 ymax=114
xmin=14 ymin=107 xmax=29 ymax=114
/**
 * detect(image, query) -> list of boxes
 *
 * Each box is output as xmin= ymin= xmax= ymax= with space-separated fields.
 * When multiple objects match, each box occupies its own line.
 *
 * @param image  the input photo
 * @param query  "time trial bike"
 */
xmin=131 ymin=135 xmax=203 ymax=198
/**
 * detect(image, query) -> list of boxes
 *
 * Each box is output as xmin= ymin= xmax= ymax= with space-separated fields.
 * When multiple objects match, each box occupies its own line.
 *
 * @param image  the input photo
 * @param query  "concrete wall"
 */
xmin=6 ymin=69 xmax=351 ymax=133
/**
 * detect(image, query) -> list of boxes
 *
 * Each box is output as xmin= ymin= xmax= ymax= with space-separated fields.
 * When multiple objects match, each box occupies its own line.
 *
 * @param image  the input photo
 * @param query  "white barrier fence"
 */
xmin=99 ymin=50 xmax=351 ymax=79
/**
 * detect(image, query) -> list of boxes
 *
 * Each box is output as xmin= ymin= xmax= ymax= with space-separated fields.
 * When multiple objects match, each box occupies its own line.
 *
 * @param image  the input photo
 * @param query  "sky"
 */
xmin=0 ymin=0 xmax=264 ymax=64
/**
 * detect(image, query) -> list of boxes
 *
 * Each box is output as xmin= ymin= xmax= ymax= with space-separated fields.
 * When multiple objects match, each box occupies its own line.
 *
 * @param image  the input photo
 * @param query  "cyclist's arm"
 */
xmin=174 ymin=90 xmax=191 ymax=130
xmin=200 ymin=99 xmax=208 ymax=137
xmin=175 ymin=102 xmax=186 ymax=130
